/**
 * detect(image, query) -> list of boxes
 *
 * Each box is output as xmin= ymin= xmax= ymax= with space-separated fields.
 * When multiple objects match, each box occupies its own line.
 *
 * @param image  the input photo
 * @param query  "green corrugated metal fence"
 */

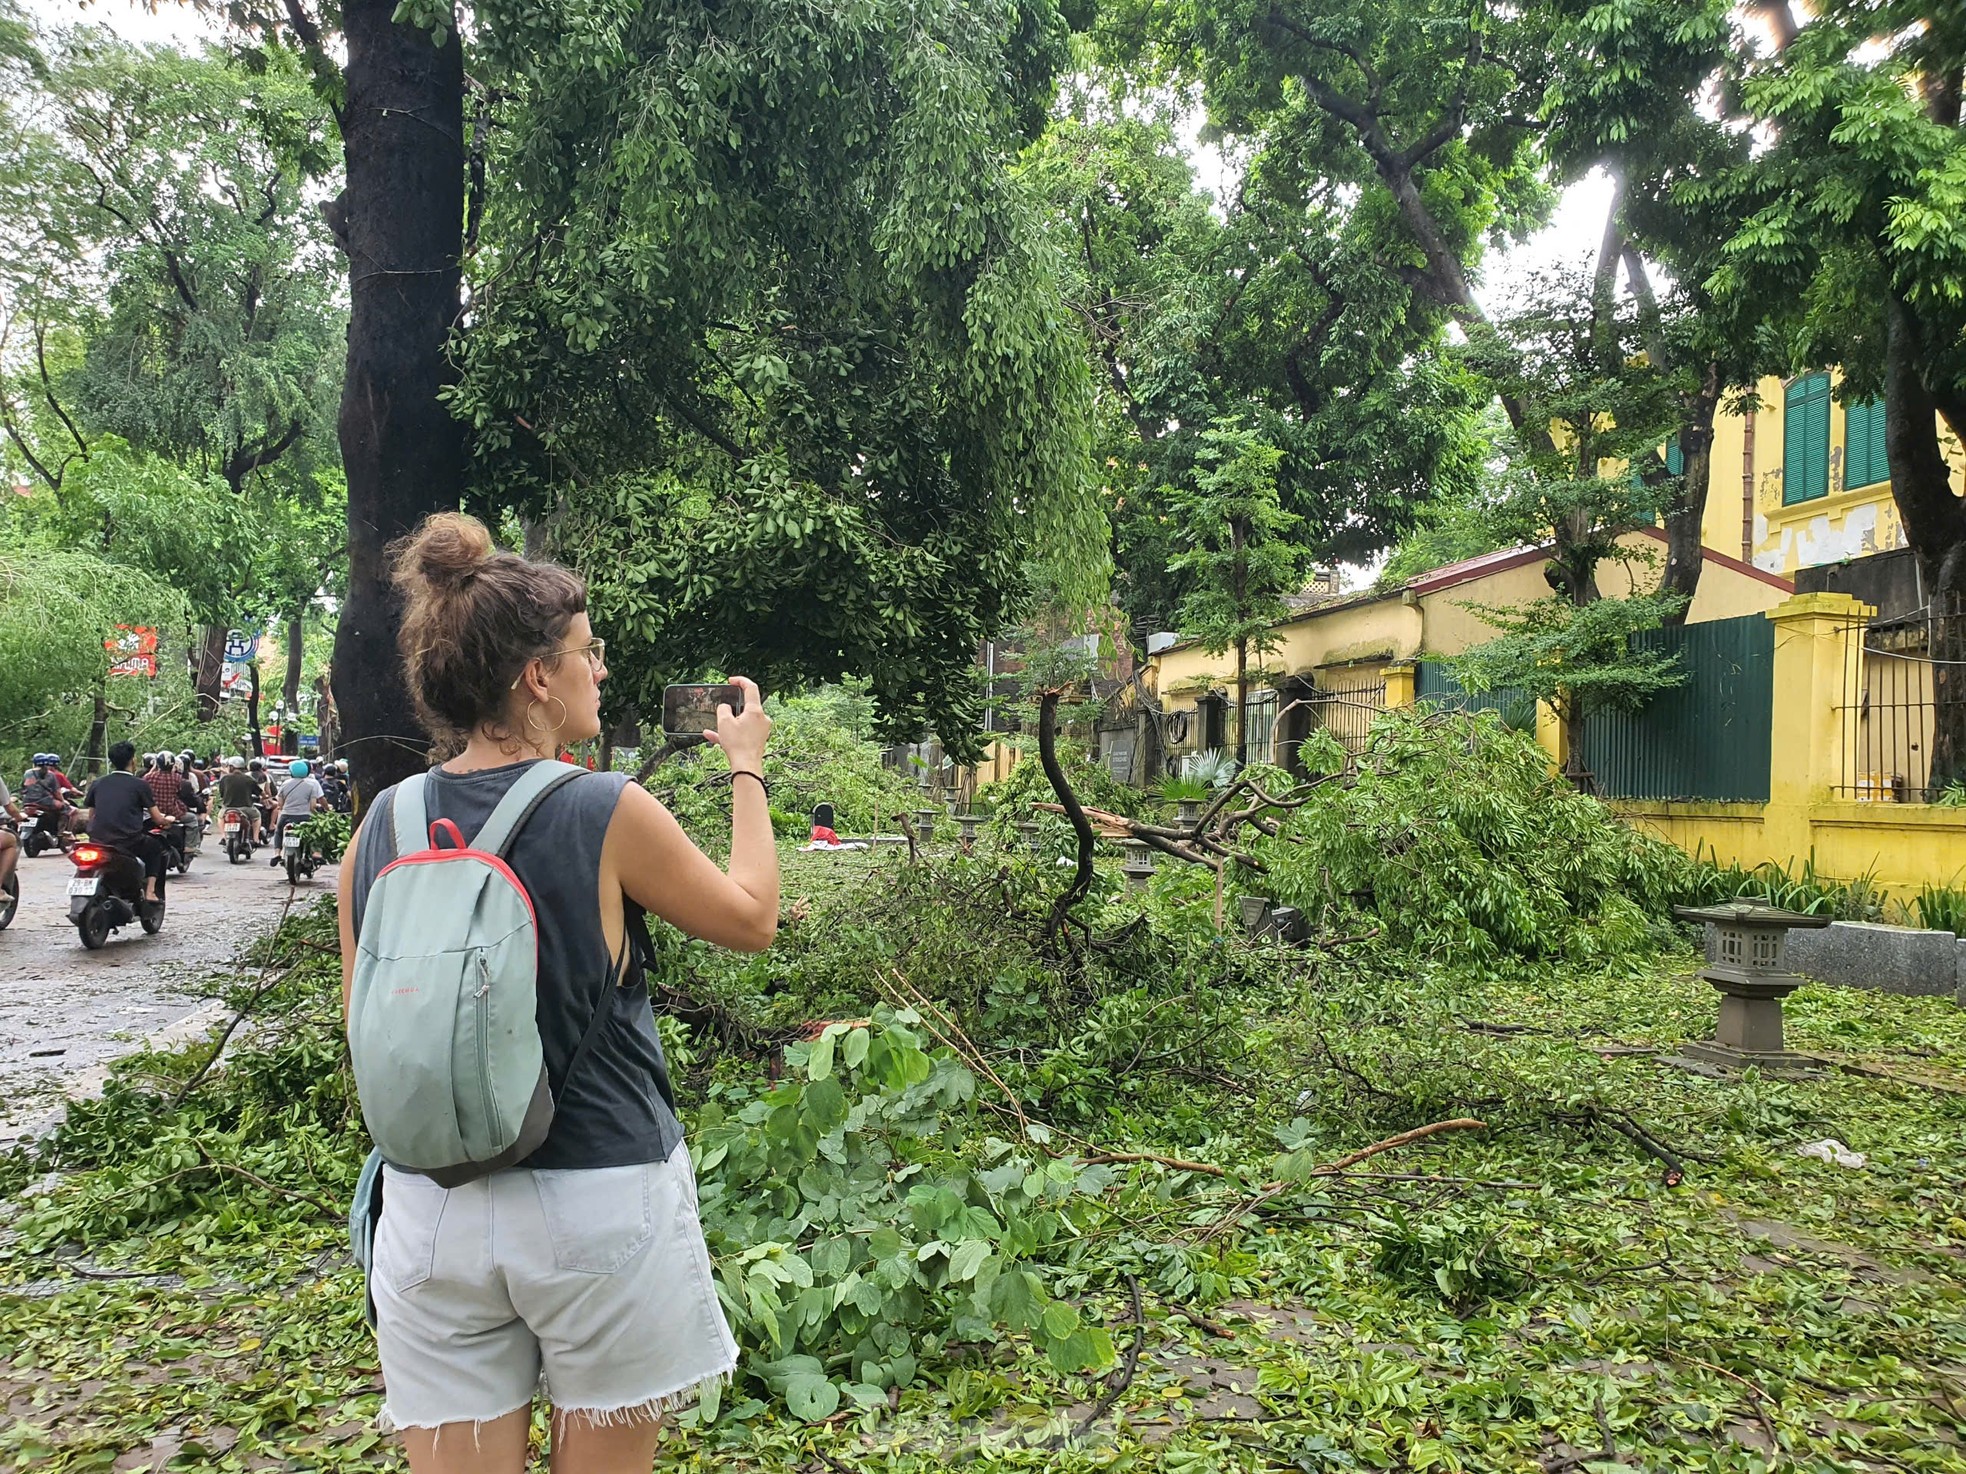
xmin=1582 ymin=613 xmax=1773 ymax=802
xmin=1414 ymin=664 xmax=1539 ymax=731
xmin=1418 ymin=614 xmax=1774 ymax=801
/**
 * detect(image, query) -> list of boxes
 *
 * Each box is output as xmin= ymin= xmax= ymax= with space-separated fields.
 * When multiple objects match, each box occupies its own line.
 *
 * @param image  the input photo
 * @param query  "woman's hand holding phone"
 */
xmin=702 ymin=675 xmax=771 ymax=773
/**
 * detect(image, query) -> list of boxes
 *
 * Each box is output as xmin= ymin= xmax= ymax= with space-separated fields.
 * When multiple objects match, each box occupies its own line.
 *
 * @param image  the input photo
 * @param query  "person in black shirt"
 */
xmin=81 ymin=741 xmax=171 ymax=901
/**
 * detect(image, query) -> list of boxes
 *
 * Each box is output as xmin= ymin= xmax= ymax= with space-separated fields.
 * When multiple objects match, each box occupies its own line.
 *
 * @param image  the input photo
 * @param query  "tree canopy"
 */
xmin=440 ymin=0 xmax=1105 ymax=759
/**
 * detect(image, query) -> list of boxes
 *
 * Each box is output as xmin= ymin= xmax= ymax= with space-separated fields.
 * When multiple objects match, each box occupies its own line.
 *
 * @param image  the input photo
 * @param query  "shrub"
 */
xmin=1254 ymin=708 xmax=1690 ymax=964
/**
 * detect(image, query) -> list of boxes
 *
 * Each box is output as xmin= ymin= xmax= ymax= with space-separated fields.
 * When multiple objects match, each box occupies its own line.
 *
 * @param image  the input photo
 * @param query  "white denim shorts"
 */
xmin=372 ymin=1143 xmax=738 ymax=1431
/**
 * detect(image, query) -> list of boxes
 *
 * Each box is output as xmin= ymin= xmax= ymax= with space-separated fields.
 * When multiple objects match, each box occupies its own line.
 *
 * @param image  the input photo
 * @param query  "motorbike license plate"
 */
xmin=223 ymin=821 xmax=240 ymax=833
xmin=283 ymin=836 xmax=301 ymax=852
xmin=67 ymin=877 xmax=98 ymax=896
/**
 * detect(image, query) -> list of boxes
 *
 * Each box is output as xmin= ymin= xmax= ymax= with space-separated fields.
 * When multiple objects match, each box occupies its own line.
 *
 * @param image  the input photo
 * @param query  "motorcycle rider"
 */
xmin=318 ymin=760 xmax=350 ymax=814
xmin=143 ymin=752 xmax=191 ymax=864
xmin=80 ymin=741 xmax=171 ymax=903
xmin=20 ymin=754 xmax=76 ymax=852
xmin=215 ymin=756 xmax=263 ymax=846
xmin=270 ymin=758 xmax=324 ymax=865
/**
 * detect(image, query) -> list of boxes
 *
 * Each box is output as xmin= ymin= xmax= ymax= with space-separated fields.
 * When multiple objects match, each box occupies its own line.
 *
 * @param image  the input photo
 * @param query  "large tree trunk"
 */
xmin=86 ymin=676 xmax=107 ymax=776
xmin=247 ymin=659 xmax=264 ymax=758
xmin=1884 ymin=294 xmax=1966 ymax=793
xmin=195 ymin=624 xmax=227 ymax=721
xmin=1234 ymin=636 xmax=1249 ymax=769
xmin=313 ymin=671 xmax=337 ymax=758
xmin=1659 ymin=369 xmax=1722 ymax=626
xmin=328 ymin=0 xmax=465 ymax=811
xmin=282 ymin=608 xmax=305 ymax=720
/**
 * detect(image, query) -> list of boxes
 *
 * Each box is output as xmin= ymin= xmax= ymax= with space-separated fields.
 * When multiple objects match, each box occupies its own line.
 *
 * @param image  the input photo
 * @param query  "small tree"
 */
xmin=1166 ymin=422 xmax=1312 ymax=768
xmin=1451 ymin=260 xmax=1688 ymax=787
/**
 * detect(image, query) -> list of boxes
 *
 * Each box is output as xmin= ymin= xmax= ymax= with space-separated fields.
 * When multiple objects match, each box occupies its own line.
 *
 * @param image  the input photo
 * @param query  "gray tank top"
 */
xmin=351 ymin=761 xmax=682 ymax=1169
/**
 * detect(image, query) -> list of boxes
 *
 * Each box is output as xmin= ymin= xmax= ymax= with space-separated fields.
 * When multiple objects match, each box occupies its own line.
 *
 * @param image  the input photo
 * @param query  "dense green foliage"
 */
xmin=7 ymin=832 xmax=1966 ymax=1470
xmin=448 ymin=0 xmax=1105 ymax=758
xmin=1029 ymin=103 xmax=1485 ymax=638
xmin=1259 ymin=709 xmax=1693 ymax=964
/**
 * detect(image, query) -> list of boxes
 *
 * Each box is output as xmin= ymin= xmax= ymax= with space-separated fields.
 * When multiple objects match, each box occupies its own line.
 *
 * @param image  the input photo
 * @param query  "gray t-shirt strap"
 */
xmin=470 ymin=760 xmax=587 ymax=857
xmin=391 ymin=773 xmax=428 ymax=856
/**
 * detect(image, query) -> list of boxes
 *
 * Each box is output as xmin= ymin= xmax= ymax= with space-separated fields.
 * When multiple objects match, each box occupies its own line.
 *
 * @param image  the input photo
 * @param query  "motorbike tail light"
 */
xmin=72 ymin=845 xmax=105 ymax=867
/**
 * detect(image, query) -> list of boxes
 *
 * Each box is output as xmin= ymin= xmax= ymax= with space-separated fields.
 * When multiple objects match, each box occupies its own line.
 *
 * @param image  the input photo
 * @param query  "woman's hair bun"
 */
xmin=394 ymin=511 xmax=494 ymax=595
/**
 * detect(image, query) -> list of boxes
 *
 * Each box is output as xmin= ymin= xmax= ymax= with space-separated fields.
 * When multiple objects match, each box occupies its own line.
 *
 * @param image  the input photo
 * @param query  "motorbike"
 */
xmin=281 ymin=823 xmax=319 ymax=885
xmin=20 ymin=801 xmax=67 ymax=858
xmin=220 ymin=806 xmax=255 ymax=864
xmin=161 ymin=816 xmax=201 ymax=875
xmin=68 ymin=837 xmax=165 ymax=949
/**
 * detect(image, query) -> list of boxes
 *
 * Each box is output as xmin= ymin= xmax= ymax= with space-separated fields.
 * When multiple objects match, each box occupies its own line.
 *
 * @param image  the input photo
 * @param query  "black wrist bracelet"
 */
xmin=730 ymin=769 xmax=770 ymax=797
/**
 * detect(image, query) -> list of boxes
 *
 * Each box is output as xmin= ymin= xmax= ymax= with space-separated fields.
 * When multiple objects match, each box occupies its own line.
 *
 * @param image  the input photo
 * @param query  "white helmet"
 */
xmin=225 ymin=755 xmax=246 ymax=769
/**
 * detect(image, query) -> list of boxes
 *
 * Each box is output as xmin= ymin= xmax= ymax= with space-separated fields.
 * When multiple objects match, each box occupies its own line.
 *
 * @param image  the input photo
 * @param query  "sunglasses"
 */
xmin=509 ymin=638 xmax=607 ymax=689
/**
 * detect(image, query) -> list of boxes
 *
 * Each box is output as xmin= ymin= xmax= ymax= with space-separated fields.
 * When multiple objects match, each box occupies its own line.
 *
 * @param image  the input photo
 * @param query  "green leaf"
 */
xmin=947 ymin=1239 xmax=990 ymax=1283
xmin=803 ymin=1075 xmax=848 ymax=1133
xmin=841 ymin=1026 xmax=870 ymax=1071
xmin=1040 ymin=1300 xmax=1080 ymax=1340
xmin=808 ymin=1030 xmax=835 ymax=1082
xmin=784 ymin=1373 xmax=841 ymax=1422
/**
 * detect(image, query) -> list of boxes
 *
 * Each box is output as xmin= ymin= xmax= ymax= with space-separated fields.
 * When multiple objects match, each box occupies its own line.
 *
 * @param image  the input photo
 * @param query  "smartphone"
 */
xmin=662 ymin=683 xmax=744 ymax=744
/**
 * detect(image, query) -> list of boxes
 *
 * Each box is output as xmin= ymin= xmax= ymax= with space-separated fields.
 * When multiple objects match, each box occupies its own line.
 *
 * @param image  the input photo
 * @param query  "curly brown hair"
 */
xmin=390 ymin=512 xmax=587 ymax=749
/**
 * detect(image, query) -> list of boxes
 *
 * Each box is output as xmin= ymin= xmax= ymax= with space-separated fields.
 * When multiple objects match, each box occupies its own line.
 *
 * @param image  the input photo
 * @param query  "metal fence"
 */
xmin=1837 ymin=592 xmax=1965 ymax=803
xmin=1582 ymin=614 xmax=1774 ymax=802
xmin=1415 ymin=663 xmax=1538 ymax=730
xmin=1297 ymin=671 xmax=1387 ymax=759
xmin=1420 ymin=614 xmax=1776 ymax=803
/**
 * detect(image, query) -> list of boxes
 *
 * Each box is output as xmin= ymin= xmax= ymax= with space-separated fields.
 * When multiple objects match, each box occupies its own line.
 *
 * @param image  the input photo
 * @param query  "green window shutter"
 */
xmin=1784 ymin=374 xmax=1830 ymax=504
xmin=1666 ymin=439 xmax=1684 ymax=476
xmin=1845 ymin=398 xmax=1889 ymax=489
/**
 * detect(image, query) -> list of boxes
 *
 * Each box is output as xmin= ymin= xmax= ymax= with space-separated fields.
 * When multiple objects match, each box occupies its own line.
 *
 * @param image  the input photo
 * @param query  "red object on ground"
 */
xmin=810 ymin=826 xmax=840 ymax=845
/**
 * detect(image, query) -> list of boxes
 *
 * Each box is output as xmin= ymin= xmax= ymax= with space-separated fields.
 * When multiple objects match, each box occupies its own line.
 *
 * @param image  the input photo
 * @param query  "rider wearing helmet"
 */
xmin=318 ymin=759 xmax=351 ymax=814
xmin=20 ymin=753 xmax=77 ymax=853
xmin=270 ymin=757 xmax=325 ymax=865
xmin=215 ymin=755 xmax=263 ymax=846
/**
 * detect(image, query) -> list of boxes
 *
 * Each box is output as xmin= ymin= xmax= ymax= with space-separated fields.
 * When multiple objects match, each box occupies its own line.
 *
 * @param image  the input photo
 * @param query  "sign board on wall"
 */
xmin=105 ymin=625 xmax=158 ymax=678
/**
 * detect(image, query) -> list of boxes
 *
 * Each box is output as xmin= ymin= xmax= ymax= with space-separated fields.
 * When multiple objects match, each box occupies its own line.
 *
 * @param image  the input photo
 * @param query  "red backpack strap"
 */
xmin=428 ymin=818 xmax=467 ymax=851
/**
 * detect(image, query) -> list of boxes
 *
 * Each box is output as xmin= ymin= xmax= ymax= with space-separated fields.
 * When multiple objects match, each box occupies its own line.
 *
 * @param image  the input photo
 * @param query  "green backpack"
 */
xmin=346 ymin=760 xmax=604 ymax=1187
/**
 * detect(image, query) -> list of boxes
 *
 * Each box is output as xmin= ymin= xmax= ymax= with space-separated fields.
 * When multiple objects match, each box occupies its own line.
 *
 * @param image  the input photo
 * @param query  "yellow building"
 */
xmin=1143 ymin=527 xmax=1793 ymax=771
xmin=1701 ymin=371 xmax=1965 ymax=576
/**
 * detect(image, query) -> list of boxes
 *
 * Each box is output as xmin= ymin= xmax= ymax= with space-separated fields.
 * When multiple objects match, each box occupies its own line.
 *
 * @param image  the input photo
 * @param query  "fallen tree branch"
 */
xmin=1037 ymin=689 xmax=1097 ymax=953
xmin=1197 ymin=1118 xmax=1490 ymax=1242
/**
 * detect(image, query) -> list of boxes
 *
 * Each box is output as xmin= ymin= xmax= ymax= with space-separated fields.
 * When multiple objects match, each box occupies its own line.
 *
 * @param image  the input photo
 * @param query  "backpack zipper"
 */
xmin=474 ymin=952 xmax=503 ymax=1146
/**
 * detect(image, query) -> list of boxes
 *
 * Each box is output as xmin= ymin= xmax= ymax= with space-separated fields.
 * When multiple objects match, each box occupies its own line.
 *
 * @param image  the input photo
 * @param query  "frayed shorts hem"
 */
xmin=379 ymin=1390 xmax=534 ymax=1435
xmin=379 ymin=1365 xmax=736 ymax=1434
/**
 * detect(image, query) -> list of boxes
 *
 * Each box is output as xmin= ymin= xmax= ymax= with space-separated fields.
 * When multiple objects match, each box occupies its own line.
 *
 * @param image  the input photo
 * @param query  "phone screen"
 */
xmin=662 ymin=683 xmax=744 ymax=743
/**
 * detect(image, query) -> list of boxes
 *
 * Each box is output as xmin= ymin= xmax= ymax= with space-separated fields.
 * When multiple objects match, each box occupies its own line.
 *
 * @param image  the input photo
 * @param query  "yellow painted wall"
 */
xmin=1146 ymin=539 xmax=1786 ymax=759
xmin=1618 ymin=801 xmax=1966 ymax=898
xmin=1698 ymin=372 xmax=1965 ymax=576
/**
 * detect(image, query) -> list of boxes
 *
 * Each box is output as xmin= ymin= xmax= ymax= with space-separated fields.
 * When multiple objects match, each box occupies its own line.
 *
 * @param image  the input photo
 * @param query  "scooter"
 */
xmin=281 ymin=824 xmax=318 ymax=885
xmin=19 ymin=802 xmax=67 ymax=858
xmin=68 ymin=838 xmax=165 ymax=949
xmin=220 ymin=807 xmax=255 ymax=864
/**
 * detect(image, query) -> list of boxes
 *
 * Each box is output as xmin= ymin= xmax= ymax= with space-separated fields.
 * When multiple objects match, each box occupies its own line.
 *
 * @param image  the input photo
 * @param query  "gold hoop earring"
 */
xmin=524 ymin=696 xmax=568 ymax=736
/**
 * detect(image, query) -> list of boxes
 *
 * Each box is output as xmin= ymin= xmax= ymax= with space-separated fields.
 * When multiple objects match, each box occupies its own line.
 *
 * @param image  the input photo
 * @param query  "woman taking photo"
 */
xmin=337 ymin=512 xmax=777 ymax=1473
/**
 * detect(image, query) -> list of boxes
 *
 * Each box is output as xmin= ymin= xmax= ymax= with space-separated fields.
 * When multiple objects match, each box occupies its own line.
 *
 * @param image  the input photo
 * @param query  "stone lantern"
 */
xmin=1013 ymin=820 xmax=1042 ymax=855
xmin=1176 ymin=798 xmax=1203 ymax=826
xmin=1672 ymin=903 xmax=1833 ymax=1073
xmin=1120 ymin=839 xmax=1156 ymax=890
xmin=955 ymin=812 xmax=983 ymax=850
xmin=913 ymin=808 xmax=938 ymax=843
